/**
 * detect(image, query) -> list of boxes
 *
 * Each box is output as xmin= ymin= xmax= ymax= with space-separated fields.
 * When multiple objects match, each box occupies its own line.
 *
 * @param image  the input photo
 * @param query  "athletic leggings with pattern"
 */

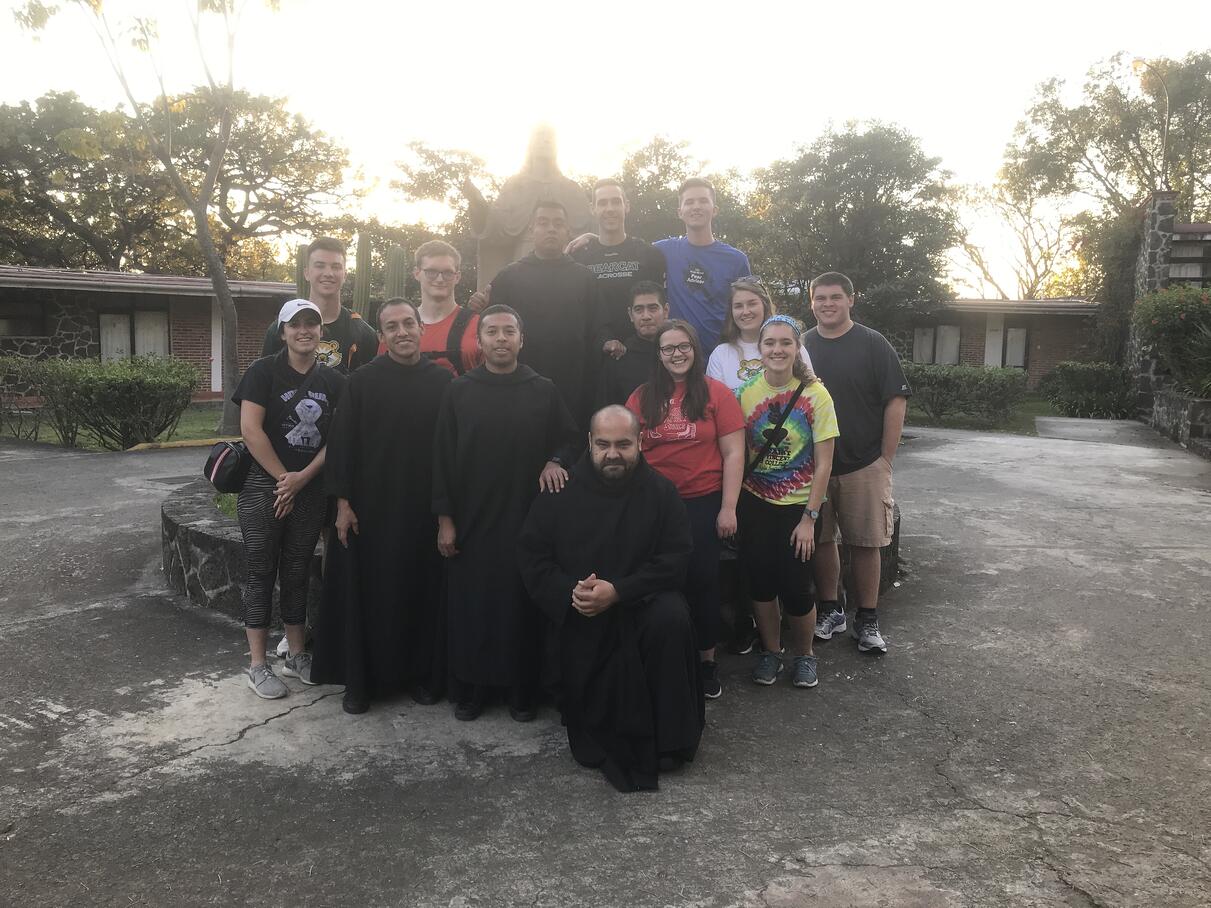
xmin=236 ymin=465 xmax=326 ymax=629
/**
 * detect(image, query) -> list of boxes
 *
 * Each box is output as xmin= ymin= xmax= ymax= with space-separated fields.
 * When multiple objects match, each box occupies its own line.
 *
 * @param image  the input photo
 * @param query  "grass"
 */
xmin=905 ymin=394 xmax=1059 ymax=436
xmin=0 ymin=402 xmax=230 ymax=449
xmin=215 ymin=492 xmax=237 ymax=519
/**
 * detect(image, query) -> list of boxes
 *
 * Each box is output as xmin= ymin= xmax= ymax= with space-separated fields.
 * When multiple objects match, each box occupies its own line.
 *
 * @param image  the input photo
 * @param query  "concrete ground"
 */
xmin=1 ymin=422 xmax=1209 ymax=907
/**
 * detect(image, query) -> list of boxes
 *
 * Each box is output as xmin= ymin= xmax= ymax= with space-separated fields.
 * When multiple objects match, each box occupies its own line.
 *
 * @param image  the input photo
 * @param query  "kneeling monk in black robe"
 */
xmin=518 ymin=405 xmax=704 ymax=792
xmin=312 ymin=299 xmax=452 ymax=714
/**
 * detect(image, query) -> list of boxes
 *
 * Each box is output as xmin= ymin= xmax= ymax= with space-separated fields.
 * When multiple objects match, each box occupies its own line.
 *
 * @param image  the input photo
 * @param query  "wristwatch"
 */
xmin=806 ymin=508 xmax=821 ymax=521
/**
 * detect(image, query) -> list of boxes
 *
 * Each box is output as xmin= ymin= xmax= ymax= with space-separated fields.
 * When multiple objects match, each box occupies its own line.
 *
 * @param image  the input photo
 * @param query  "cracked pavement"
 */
xmin=1 ymin=420 xmax=1209 ymax=906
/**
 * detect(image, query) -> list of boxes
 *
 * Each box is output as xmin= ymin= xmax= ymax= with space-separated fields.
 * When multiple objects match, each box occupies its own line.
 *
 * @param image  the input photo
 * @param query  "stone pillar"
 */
xmin=1129 ymin=191 xmax=1179 ymax=417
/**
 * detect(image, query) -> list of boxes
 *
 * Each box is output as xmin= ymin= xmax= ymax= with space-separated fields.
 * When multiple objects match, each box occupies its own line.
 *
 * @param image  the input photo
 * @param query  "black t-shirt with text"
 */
xmin=261 ymin=306 xmax=379 ymax=374
xmin=572 ymin=237 xmax=666 ymax=348
xmin=803 ymin=322 xmax=911 ymax=475
xmin=232 ymin=352 xmax=347 ymax=474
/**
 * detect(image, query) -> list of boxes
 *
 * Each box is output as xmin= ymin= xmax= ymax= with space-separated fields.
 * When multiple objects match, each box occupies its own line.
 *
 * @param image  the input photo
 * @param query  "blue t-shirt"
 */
xmin=654 ymin=236 xmax=751 ymax=351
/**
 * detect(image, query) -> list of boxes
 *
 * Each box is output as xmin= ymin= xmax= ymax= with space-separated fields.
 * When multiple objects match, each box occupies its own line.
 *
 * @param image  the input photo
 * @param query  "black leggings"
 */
xmin=737 ymin=491 xmax=817 ymax=617
xmin=682 ymin=491 xmax=723 ymax=651
xmin=237 ymin=466 xmax=326 ymax=629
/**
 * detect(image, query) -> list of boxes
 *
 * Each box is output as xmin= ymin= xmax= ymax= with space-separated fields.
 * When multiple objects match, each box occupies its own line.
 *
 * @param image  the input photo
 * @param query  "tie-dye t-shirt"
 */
xmin=737 ymin=374 xmax=840 ymax=505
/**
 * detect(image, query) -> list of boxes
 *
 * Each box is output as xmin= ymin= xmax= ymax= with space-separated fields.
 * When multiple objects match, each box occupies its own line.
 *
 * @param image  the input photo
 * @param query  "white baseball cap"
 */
xmin=277 ymin=298 xmax=323 ymax=328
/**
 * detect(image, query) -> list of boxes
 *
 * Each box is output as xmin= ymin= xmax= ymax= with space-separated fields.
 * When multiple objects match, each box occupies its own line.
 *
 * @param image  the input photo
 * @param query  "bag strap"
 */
xmin=743 ymin=381 xmax=806 ymax=479
xmin=445 ymin=306 xmax=474 ymax=376
xmin=278 ymin=349 xmax=323 ymax=410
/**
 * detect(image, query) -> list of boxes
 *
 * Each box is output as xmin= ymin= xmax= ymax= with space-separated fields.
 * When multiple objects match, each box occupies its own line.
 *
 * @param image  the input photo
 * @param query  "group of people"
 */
xmin=234 ymin=176 xmax=911 ymax=792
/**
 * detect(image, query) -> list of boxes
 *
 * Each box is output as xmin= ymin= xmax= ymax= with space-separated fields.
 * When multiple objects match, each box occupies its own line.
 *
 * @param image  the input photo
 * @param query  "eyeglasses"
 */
xmin=659 ymin=342 xmax=694 ymax=356
xmin=421 ymin=269 xmax=458 ymax=281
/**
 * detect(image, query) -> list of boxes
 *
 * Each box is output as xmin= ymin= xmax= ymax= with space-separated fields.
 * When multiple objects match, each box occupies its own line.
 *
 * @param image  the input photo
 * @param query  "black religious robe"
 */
xmin=489 ymin=254 xmax=598 ymax=427
xmin=517 ymin=454 xmax=704 ymax=792
xmin=432 ymin=364 xmax=579 ymax=694
xmin=597 ymin=334 xmax=657 ymax=408
xmin=311 ymin=355 xmax=453 ymax=699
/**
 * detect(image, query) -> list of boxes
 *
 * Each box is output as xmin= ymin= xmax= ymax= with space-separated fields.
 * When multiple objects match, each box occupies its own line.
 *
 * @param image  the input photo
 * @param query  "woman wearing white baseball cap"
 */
xmin=231 ymin=299 xmax=347 ymax=699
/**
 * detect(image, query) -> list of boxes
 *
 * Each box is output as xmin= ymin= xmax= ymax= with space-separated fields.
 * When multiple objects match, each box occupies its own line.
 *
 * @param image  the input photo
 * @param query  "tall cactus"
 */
xmin=353 ymin=231 xmax=372 ymax=318
xmin=294 ymin=244 xmax=309 ymax=298
xmin=384 ymin=244 xmax=409 ymax=300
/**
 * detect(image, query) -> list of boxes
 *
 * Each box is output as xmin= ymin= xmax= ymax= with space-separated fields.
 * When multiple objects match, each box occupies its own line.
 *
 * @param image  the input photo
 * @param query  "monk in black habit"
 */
xmin=487 ymin=200 xmax=598 ymax=428
xmin=432 ymin=304 xmax=579 ymax=722
xmin=311 ymin=299 xmax=452 ymax=715
xmin=518 ymin=405 xmax=705 ymax=792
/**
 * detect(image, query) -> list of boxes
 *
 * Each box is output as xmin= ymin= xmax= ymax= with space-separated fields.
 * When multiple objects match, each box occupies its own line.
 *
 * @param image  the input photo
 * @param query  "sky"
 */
xmin=2 ymin=0 xmax=1209 ymax=293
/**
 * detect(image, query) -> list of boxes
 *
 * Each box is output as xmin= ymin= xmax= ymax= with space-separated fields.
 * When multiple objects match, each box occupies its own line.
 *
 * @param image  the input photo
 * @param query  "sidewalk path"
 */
xmin=1 ymin=428 xmax=1208 ymax=906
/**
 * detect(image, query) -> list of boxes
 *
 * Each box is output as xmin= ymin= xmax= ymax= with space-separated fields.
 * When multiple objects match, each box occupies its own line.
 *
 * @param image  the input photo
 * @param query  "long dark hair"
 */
xmin=639 ymin=320 xmax=710 ymax=426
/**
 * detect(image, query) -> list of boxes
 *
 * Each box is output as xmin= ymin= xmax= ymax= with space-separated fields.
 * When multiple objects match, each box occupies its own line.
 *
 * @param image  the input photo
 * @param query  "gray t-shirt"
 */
xmin=803 ymin=323 xmax=911 ymax=475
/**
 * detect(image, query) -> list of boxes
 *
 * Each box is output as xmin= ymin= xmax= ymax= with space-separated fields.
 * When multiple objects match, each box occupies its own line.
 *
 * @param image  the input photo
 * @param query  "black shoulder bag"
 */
xmin=203 ymin=357 xmax=323 ymax=493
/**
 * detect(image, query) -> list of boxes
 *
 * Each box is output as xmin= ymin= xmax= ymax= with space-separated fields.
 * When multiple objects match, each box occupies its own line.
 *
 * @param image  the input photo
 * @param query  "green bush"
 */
xmin=1132 ymin=284 xmax=1211 ymax=396
xmin=15 ymin=355 xmax=196 ymax=449
xmin=0 ymin=355 xmax=44 ymax=441
xmin=1038 ymin=362 xmax=1135 ymax=418
xmin=904 ymin=364 xmax=1028 ymax=422
xmin=76 ymin=356 xmax=197 ymax=450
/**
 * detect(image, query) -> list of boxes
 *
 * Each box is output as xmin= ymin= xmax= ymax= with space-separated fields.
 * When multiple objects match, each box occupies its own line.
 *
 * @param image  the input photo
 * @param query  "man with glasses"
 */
xmin=411 ymin=240 xmax=483 ymax=376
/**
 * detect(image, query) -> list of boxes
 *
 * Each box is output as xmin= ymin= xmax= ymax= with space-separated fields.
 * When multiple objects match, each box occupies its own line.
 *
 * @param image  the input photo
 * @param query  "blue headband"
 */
xmin=760 ymin=314 xmax=802 ymax=338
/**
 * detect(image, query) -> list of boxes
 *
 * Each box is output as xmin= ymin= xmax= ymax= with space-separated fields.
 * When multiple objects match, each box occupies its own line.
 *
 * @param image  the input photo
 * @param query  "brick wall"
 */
xmin=169 ymin=297 xmax=283 ymax=396
xmin=914 ymin=311 xmax=1095 ymax=389
xmin=1021 ymin=315 xmax=1092 ymax=388
xmin=238 ymin=299 xmax=278 ymax=374
xmin=169 ymin=299 xmax=211 ymax=393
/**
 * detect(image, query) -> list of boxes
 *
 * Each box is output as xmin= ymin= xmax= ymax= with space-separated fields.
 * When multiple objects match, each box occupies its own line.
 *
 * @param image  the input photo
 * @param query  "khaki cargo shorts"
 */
xmin=819 ymin=456 xmax=895 ymax=548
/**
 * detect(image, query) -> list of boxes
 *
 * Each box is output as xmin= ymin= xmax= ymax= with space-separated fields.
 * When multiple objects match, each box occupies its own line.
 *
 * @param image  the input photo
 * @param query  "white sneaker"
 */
xmin=275 ymin=635 xmax=290 ymax=658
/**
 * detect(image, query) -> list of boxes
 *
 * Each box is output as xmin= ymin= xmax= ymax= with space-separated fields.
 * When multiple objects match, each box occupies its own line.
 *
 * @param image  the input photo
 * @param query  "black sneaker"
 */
xmin=727 ymin=621 xmax=758 ymax=655
xmin=454 ymin=698 xmax=484 ymax=721
xmin=508 ymin=703 xmax=537 ymax=722
xmin=700 ymin=660 xmax=722 ymax=700
xmin=342 ymin=691 xmax=369 ymax=715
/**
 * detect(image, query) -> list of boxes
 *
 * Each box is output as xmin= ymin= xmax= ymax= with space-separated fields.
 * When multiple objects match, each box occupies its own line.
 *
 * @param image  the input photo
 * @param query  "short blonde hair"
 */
xmin=414 ymin=240 xmax=462 ymax=268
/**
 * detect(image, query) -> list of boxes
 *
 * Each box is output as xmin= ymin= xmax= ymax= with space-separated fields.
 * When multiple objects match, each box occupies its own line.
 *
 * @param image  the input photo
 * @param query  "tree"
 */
xmin=0 ymin=91 xmax=179 ymax=270
xmin=746 ymin=123 xmax=958 ymax=333
xmin=1005 ymin=52 xmax=1211 ymax=220
xmin=956 ymin=183 xmax=1075 ymax=300
xmin=19 ymin=0 xmax=283 ymax=435
xmin=615 ymin=137 xmax=748 ymax=247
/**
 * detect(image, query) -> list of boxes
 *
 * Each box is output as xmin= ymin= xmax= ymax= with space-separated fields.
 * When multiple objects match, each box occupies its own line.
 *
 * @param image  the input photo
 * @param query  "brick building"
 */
xmin=908 ymin=297 xmax=1100 ymax=389
xmin=0 ymin=266 xmax=293 ymax=399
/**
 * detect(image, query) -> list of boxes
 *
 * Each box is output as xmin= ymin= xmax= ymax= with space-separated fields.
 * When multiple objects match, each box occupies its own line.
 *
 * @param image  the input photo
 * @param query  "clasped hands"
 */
xmin=571 ymin=573 xmax=617 ymax=617
xmin=273 ymin=471 xmax=307 ymax=519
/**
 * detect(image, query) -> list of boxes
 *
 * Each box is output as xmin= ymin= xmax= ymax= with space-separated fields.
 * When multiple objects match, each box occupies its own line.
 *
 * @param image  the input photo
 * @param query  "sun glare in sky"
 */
xmin=2 ymin=0 xmax=1208 ymax=293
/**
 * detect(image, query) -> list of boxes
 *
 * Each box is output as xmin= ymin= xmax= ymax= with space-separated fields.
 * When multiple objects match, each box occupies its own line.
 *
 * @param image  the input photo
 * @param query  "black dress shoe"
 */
xmin=508 ymin=703 xmax=537 ymax=722
xmin=342 ymin=691 xmax=369 ymax=715
xmin=454 ymin=698 xmax=483 ymax=721
xmin=411 ymin=685 xmax=440 ymax=705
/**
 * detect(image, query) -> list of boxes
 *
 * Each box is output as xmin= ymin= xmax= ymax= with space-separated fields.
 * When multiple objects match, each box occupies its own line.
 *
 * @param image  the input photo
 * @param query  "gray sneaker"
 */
xmin=852 ymin=615 xmax=888 ymax=654
xmin=791 ymin=654 xmax=819 ymax=688
xmin=275 ymin=635 xmax=290 ymax=658
xmin=281 ymin=651 xmax=315 ymax=685
xmin=248 ymin=663 xmax=288 ymax=699
xmin=752 ymin=650 xmax=783 ymax=685
xmin=814 ymin=608 xmax=847 ymax=640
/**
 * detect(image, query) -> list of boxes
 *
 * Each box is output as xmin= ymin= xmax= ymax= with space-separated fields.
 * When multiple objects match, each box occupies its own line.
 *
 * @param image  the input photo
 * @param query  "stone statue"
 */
xmin=461 ymin=124 xmax=593 ymax=290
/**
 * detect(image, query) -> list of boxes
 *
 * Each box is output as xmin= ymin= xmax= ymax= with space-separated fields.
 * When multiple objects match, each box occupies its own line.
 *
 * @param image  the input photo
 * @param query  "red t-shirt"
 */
xmin=626 ymin=377 xmax=745 ymax=498
xmin=376 ymin=307 xmax=484 ymax=375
